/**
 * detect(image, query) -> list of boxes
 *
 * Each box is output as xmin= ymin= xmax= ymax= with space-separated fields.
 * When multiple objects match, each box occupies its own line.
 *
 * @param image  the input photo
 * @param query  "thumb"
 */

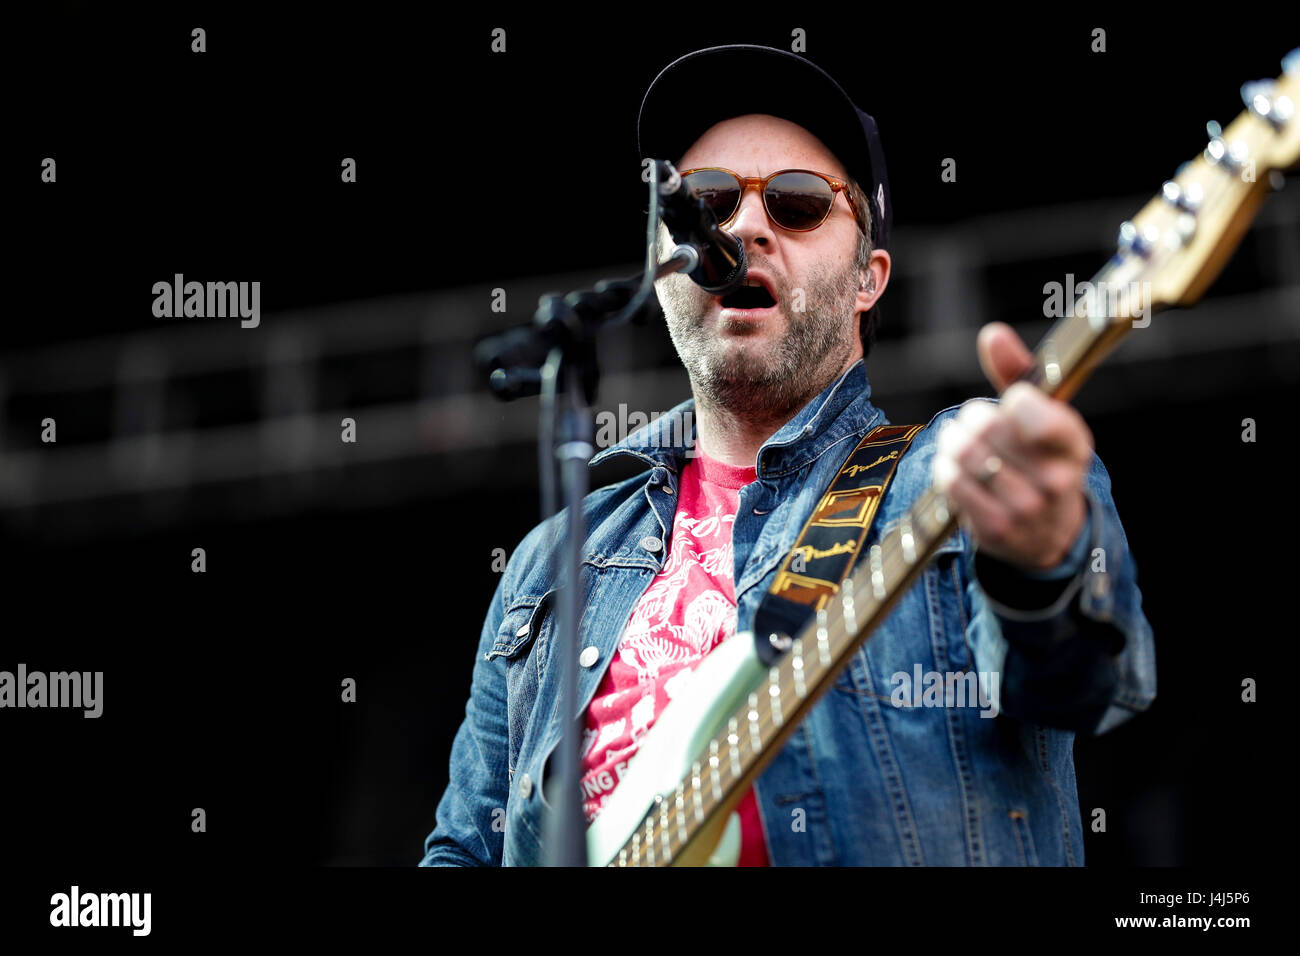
xmin=977 ymin=322 xmax=1036 ymax=394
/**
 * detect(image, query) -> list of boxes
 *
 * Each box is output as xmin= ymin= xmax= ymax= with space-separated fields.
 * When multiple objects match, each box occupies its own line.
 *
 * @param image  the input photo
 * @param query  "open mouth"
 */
xmin=718 ymin=281 xmax=777 ymax=311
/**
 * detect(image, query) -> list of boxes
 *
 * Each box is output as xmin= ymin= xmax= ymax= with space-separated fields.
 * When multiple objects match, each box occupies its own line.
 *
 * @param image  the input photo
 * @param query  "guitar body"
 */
xmin=585 ymin=629 xmax=766 ymax=867
xmin=684 ymin=808 xmax=742 ymax=867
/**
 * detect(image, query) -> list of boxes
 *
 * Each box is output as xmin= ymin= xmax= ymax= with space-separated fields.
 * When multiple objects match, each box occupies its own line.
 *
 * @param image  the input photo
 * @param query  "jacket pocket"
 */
xmin=490 ymin=590 xmax=556 ymax=776
xmin=487 ymin=590 xmax=556 ymax=663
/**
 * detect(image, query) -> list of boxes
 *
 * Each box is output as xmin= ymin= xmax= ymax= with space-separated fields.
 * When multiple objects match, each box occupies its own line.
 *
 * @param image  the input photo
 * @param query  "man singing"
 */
xmin=420 ymin=44 xmax=1155 ymax=866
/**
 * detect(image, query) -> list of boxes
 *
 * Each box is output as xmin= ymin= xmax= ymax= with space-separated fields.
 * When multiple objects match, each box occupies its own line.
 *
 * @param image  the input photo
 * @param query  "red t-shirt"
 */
xmin=579 ymin=446 xmax=770 ymax=866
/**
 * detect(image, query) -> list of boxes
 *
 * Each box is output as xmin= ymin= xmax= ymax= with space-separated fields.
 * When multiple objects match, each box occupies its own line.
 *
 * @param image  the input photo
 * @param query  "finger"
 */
xmin=933 ymin=447 xmax=1013 ymax=551
xmin=977 ymin=322 xmax=1036 ymax=394
xmin=934 ymin=413 xmax=1043 ymax=525
xmin=956 ymin=393 xmax=1092 ymax=505
xmin=946 ymin=399 xmax=1042 ymax=489
xmin=954 ymin=433 xmax=1045 ymax=520
xmin=1001 ymin=383 xmax=1095 ymax=463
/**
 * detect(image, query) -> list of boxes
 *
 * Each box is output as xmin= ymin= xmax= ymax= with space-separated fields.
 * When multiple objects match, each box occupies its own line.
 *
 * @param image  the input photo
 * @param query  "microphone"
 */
xmin=655 ymin=160 xmax=747 ymax=296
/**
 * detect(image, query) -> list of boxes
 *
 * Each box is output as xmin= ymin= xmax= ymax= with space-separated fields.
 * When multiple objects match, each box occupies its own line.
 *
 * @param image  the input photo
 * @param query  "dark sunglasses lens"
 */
xmin=683 ymin=169 xmax=741 ymax=222
xmin=766 ymin=172 xmax=835 ymax=229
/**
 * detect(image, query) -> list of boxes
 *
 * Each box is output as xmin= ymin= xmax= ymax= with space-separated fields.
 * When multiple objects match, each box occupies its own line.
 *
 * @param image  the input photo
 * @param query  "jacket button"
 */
xmin=579 ymin=646 xmax=599 ymax=668
xmin=640 ymin=536 xmax=663 ymax=553
xmin=662 ymin=485 xmax=675 ymax=495
xmin=515 ymin=623 xmax=531 ymax=637
xmin=518 ymin=773 xmax=533 ymax=798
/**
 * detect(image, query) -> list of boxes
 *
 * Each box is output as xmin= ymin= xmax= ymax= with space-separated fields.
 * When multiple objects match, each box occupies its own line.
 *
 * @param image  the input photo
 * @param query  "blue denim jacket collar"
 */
xmin=587 ymin=359 xmax=883 ymax=477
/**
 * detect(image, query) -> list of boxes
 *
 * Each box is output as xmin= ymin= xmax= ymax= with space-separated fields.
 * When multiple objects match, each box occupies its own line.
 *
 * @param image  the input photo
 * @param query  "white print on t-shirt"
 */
xmin=669 ymin=590 xmax=736 ymax=654
xmin=581 ymin=486 xmax=745 ymax=823
xmin=588 ymin=717 xmax=626 ymax=758
xmin=675 ymin=506 xmax=735 ymax=541
xmin=618 ymin=504 xmax=737 ymax=683
xmin=622 ymin=562 xmax=692 ymax=643
xmin=630 ymin=692 xmax=657 ymax=739
xmin=604 ymin=740 xmax=639 ymax=765
xmin=619 ymin=634 xmax=693 ymax=682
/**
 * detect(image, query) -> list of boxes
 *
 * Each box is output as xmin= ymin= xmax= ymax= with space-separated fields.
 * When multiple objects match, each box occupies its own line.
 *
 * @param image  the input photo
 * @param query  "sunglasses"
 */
xmin=679 ymin=166 xmax=861 ymax=233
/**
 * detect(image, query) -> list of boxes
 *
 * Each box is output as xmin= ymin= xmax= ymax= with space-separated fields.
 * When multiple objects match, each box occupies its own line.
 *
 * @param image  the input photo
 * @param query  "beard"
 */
xmin=656 ymin=250 xmax=861 ymax=425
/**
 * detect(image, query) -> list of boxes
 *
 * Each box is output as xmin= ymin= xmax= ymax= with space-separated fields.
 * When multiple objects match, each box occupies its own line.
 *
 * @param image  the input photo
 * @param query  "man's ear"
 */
xmin=855 ymin=249 xmax=891 ymax=314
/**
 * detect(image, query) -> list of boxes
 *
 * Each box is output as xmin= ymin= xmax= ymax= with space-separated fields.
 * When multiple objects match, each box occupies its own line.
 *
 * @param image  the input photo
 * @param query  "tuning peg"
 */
xmin=1161 ymin=178 xmax=1204 ymax=213
xmin=1242 ymin=79 xmax=1294 ymax=130
xmin=1204 ymin=121 xmax=1250 ymax=174
xmin=1155 ymin=188 xmax=1199 ymax=248
xmin=1117 ymin=220 xmax=1160 ymax=259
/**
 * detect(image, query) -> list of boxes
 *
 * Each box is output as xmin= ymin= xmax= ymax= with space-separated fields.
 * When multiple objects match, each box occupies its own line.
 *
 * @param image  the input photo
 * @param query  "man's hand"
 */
xmin=932 ymin=322 xmax=1094 ymax=572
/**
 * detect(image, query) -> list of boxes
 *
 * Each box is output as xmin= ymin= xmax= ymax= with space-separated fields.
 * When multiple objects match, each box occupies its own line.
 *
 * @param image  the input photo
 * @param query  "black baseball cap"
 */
xmin=637 ymin=44 xmax=892 ymax=251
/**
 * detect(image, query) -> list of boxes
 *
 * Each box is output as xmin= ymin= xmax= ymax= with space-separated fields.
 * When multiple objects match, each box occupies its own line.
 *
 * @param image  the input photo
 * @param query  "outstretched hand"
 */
xmin=931 ymin=322 xmax=1093 ymax=571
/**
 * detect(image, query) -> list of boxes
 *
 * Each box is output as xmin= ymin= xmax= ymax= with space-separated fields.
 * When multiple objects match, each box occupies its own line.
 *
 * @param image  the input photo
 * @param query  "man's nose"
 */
xmin=727 ymin=184 xmax=773 ymax=248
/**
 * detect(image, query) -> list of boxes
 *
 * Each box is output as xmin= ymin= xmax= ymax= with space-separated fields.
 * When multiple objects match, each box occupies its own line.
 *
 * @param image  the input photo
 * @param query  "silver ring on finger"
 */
xmin=976 ymin=454 xmax=1002 ymax=486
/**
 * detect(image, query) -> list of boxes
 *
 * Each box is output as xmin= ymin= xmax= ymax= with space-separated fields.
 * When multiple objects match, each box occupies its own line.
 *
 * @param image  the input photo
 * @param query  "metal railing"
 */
xmin=2 ymin=185 xmax=1296 ymax=530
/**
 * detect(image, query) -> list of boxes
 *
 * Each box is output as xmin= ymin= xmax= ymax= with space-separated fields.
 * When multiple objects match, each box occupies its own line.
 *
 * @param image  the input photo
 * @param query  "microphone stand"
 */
xmin=475 ymin=163 xmax=703 ymax=866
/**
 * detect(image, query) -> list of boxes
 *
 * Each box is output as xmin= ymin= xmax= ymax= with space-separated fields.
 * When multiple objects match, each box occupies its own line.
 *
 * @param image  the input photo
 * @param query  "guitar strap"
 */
xmin=753 ymin=422 xmax=924 ymax=642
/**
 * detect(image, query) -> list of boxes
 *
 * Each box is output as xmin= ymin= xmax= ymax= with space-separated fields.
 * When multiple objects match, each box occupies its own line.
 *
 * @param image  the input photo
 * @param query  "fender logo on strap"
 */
xmin=841 ymin=450 xmax=899 ymax=478
xmin=756 ymin=423 xmax=923 ymax=634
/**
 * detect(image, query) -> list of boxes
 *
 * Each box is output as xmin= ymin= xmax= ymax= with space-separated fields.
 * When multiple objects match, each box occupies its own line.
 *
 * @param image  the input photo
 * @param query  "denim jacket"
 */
xmin=420 ymin=359 xmax=1156 ymax=866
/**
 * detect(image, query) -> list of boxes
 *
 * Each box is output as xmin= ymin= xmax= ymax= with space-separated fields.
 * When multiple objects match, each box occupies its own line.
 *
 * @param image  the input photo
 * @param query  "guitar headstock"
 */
xmin=1113 ymin=47 xmax=1299 ymax=315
